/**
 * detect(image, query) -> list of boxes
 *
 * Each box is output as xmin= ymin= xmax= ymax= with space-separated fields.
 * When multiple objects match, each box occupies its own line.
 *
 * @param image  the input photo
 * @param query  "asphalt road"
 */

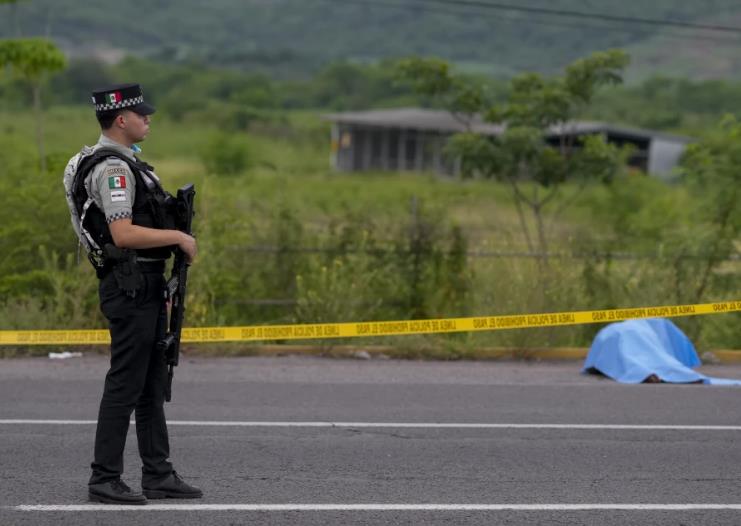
xmin=2 ymin=355 xmax=741 ymax=525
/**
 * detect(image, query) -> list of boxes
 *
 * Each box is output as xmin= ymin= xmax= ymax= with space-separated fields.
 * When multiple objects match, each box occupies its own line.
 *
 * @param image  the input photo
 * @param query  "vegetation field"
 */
xmin=1 ymin=96 xmax=739 ymax=355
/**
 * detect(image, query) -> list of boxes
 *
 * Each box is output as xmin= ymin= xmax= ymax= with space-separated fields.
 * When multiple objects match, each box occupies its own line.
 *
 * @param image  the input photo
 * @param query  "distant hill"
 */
xmin=625 ymin=10 xmax=741 ymax=81
xmin=2 ymin=0 xmax=741 ymax=79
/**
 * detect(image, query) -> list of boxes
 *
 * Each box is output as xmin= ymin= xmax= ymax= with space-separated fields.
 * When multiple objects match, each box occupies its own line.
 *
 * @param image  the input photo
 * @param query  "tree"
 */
xmin=397 ymin=51 xmax=632 ymax=303
xmin=678 ymin=116 xmax=741 ymax=340
xmin=0 ymin=37 xmax=66 ymax=172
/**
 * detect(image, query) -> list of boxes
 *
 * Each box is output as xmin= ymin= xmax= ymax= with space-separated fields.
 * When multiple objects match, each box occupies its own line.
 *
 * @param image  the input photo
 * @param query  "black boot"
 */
xmin=89 ymin=479 xmax=147 ymax=505
xmin=142 ymin=471 xmax=203 ymax=499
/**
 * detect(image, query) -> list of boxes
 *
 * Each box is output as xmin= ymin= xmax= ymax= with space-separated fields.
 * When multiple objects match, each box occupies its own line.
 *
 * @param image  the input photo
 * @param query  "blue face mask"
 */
xmin=132 ymin=144 xmax=142 ymax=154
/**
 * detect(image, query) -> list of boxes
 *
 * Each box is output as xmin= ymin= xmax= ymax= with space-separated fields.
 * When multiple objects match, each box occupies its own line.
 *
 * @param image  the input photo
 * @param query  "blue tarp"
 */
xmin=582 ymin=318 xmax=741 ymax=386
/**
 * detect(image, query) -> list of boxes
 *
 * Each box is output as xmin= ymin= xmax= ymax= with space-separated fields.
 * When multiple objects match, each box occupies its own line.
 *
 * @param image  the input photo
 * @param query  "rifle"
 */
xmin=158 ymin=183 xmax=196 ymax=403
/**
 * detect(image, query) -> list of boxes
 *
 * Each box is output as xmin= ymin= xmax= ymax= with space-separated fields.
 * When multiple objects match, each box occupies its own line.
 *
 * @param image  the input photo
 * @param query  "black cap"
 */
xmin=91 ymin=83 xmax=156 ymax=115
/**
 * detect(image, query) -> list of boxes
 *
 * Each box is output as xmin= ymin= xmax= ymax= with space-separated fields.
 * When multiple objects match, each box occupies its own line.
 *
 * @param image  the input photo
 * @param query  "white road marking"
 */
xmin=13 ymin=503 xmax=741 ymax=512
xmin=1 ymin=420 xmax=740 ymax=430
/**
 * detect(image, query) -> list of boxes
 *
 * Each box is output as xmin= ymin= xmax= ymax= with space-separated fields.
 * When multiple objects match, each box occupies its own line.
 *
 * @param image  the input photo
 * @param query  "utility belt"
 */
xmin=136 ymin=260 xmax=167 ymax=273
xmin=97 ymin=244 xmax=165 ymax=297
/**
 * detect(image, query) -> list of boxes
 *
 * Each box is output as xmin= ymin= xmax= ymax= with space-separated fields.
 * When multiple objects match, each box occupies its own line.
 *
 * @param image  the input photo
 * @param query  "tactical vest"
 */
xmin=67 ymin=148 xmax=175 ymax=269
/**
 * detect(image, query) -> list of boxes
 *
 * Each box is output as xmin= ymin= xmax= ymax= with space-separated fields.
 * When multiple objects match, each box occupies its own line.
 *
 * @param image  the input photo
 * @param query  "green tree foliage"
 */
xmin=31 ymin=51 xmax=741 ymax=133
xmin=394 ymin=198 xmax=472 ymax=320
xmin=0 ymin=132 xmax=76 ymax=304
xmin=397 ymin=51 xmax=633 ymax=304
xmin=294 ymin=203 xmax=471 ymax=327
xmin=589 ymin=76 xmax=741 ymax=134
xmin=396 ymin=57 xmax=490 ymax=116
xmin=0 ymin=37 xmax=65 ymax=171
xmin=0 ymin=38 xmax=66 ymax=86
xmin=199 ymin=131 xmax=250 ymax=176
xmin=575 ymin=117 xmax=741 ymax=344
xmin=47 ymin=58 xmax=112 ymax=104
xmin=32 ymin=56 xmax=434 ymax=117
xmin=20 ymin=55 xmax=741 ymax=135
xmin=304 ymin=60 xmax=434 ymax=110
xmin=680 ymin=116 xmax=741 ymax=306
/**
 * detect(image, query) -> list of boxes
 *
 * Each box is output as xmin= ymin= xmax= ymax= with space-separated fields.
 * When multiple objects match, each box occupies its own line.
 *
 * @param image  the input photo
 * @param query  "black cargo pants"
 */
xmin=89 ymin=263 xmax=174 ymax=486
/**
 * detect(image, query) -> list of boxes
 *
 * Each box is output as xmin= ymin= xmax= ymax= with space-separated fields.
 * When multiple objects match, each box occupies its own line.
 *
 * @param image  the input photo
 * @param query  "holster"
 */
xmin=101 ymin=243 xmax=144 ymax=298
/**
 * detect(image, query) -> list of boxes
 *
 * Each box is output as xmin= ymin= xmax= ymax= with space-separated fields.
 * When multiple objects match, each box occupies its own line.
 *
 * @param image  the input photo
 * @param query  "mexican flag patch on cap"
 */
xmin=107 ymin=91 xmax=122 ymax=104
xmin=108 ymin=175 xmax=126 ymax=189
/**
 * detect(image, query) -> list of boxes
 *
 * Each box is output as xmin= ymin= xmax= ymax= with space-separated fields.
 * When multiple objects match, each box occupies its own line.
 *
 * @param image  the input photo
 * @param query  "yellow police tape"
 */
xmin=1 ymin=300 xmax=740 ymax=346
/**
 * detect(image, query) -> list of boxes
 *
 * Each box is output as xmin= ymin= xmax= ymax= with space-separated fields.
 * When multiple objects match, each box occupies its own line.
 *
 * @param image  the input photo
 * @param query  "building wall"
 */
xmin=648 ymin=138 xmax=687 ymax=179
xmin=331 ymin=122 xmax=686 ymax=177
xmin=333 ymin=124 xmax=456 ymax=175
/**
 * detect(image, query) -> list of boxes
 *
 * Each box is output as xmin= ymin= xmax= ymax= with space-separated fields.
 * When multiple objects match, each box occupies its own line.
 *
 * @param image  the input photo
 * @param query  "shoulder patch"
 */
xmin=105 ymin=166 xmax=129 ymax=176
xmin=108 ymin=174 xmax=127 ymax=189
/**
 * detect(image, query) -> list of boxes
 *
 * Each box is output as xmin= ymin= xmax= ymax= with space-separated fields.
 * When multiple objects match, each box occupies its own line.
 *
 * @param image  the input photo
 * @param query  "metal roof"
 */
xmin=323 ymin=108 xmax=504 ymax=135
xmin=323 ymin=108 xmax=691 ymax=143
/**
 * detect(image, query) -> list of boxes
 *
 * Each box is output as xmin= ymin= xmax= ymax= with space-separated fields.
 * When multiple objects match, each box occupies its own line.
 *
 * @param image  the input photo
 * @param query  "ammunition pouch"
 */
xmin=100 ymin=244 xmax=144 ymax=298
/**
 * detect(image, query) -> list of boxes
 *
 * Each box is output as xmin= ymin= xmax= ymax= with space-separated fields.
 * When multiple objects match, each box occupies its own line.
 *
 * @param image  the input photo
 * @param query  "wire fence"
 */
xmin=229 ymin=245 xmax=741 ymax=261
xmin=212 ymin=245 xmax=741 ymax=307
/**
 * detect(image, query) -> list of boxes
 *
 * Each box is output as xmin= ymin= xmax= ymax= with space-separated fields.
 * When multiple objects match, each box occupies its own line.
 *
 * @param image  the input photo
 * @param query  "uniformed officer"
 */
xmin=76 ymin=83 xmax=201 ymax=504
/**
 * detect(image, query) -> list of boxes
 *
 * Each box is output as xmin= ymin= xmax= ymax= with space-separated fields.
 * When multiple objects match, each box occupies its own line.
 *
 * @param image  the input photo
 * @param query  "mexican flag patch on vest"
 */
xmin=108 ymin=175 xmax=127 ymax=189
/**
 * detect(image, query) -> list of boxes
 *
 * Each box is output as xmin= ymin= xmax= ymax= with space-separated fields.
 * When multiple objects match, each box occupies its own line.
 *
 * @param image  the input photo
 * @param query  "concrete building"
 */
xmin=324 ymin=108 xmax=691 ymax=179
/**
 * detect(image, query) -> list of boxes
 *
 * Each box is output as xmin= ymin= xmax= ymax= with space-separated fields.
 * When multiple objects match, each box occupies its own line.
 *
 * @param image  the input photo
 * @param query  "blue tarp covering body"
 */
xmin=582 ymin=318 xmax=741 ymax=386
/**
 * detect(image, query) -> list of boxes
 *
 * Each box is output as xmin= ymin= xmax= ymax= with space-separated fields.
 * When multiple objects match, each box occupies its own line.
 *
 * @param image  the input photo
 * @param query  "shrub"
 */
xmin=198 ymin=131 xmax=250 ymax=176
